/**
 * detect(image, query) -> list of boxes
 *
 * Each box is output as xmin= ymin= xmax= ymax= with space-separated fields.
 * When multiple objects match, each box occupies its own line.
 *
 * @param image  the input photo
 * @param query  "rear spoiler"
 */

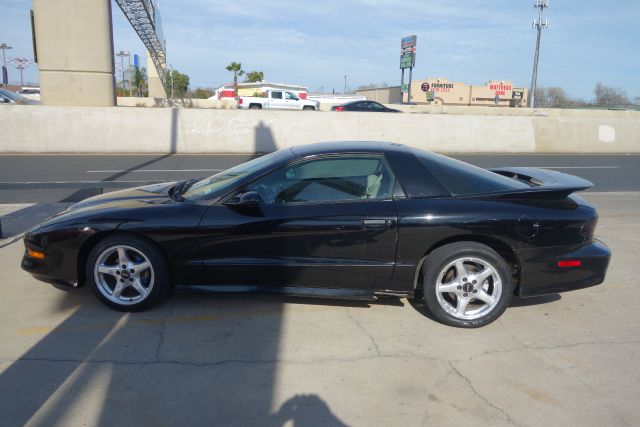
xmin=466 ymin=167 xmax=593 ymax=199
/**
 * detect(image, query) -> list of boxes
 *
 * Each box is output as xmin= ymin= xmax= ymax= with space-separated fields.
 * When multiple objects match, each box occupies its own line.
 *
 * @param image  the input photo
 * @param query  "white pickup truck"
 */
xmin=238 ymin=90 xmax=319 ymax=110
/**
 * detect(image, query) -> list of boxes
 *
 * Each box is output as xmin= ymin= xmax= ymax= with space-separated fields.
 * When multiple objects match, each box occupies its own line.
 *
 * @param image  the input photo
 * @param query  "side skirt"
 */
xmin=175 ymin=285 xmax=413 ymax=302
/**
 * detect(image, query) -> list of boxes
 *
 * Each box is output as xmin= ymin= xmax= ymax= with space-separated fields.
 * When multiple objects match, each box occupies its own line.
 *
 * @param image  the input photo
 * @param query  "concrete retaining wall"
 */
xmin=1 ymin=105 xmax=638 ymax=154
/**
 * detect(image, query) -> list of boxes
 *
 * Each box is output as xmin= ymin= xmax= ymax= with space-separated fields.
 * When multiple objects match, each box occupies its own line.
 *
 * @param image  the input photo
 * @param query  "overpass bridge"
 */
xmin=32 ymin=0 xmax=167 ymax=106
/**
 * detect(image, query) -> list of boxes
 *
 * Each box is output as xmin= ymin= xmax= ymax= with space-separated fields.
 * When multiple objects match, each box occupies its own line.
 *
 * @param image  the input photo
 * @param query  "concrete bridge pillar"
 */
xmin=147 ymin=51 xmax=167 ymax=99
xmin=32 ymin=0 xmax=116 ymax=106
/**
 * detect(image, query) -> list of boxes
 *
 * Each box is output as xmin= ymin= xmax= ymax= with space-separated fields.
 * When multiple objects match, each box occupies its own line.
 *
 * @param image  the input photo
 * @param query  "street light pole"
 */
xmin=529 ymin=0 xmax=549 ymax=108
xmin=343 ymin=75 xmax=347 ymax=94
xmin=0 ymin=43 xmax=12 ymax=85
xmin=116 ymin=50 xmax=129 ymax=96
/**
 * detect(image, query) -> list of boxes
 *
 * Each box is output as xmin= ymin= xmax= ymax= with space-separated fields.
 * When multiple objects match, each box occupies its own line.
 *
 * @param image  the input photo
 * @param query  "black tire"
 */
xmin=303 ymin=106 xmax=315 ymax=111
xmin=421 ymin=242 xmax=513 ymax=328
xmin=249 ymin=104 xmax=262 ymax=110
xmin=86 ymin=234 xmax=171 ymax=312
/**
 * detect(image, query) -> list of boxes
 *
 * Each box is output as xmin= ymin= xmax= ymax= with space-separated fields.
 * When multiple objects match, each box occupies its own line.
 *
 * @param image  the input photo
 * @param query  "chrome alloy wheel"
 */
xmin=435 ymin=256 xmax=502 ymax=320
xmin=93 ymin=245 xmax=155 ymax=305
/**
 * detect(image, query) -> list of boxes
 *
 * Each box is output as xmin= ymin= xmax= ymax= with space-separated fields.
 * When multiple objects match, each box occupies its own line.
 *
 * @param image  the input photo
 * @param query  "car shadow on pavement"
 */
xmin=509 ymin=293 xmax=561 ymax=307
xmin=0 ymin=203 xmax=71 ymax=242
xmin=0 ymin=282 xmax=350 ymax=426
xmin=409 ymin=293 xmax=562 ymax=322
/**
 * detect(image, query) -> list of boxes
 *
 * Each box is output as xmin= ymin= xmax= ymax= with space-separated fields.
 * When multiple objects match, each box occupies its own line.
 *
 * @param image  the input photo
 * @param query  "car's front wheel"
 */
xmin=422 ymin=242 xmax=513 ymax=328
xmin=86 ymin=234 xmax=170 ymax=311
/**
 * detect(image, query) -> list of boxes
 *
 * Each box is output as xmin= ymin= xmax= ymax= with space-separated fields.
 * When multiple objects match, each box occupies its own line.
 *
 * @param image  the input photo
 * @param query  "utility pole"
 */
xmin=116 ymin=50 xmax=129 ymax=96
xmin=343 ymin=75 xmax=347 ymax=94
xmin=127 ymin=52 xmax=132 ymax=97
xmin=170 ymin=64 xmax=174 ymax=99
xmin=15 ymin=58 xmax=28 ymax=87
xmin=529 ymin=0 xmax=549 ymax=108
xmin=0 ymin=43 xmax=12 ymax=85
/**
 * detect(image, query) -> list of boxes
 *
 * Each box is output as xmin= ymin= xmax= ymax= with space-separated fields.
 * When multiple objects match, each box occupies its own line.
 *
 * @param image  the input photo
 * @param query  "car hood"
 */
xmin=31 ymin=182 xmax=178 ymax=231
xmin=69 ymin=181 xmax=176 ymax=210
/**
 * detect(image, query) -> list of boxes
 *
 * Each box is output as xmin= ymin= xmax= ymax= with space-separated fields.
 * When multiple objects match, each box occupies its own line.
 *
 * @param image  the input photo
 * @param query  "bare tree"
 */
xmin=594 ymin=83 xmax=630 ymax=107
xmin=534 ymin=86 xmax=575 ymax=108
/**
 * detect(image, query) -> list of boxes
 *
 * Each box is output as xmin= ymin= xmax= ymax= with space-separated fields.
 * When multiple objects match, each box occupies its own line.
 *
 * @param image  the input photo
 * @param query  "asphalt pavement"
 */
xmin=0 ymin=192 xmax=638 ymax=426
xmin=0 ymin=153 xmax=638 ymax=203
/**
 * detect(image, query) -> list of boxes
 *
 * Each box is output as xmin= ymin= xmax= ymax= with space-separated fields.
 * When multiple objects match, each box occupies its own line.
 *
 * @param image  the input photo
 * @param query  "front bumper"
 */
xmin=21 ymin=235 xmax=79 ymax=287
xmin=516 ymin=239 xmax=611 ymax=297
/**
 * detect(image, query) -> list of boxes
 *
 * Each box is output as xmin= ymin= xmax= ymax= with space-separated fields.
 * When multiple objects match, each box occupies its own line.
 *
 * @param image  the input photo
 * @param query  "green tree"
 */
xmin=133 ymin=67 xmax=147 ymax=97
xmin=167 ymin=69 xmax=190 ymax=98
xmin=193 ymin=87 xmax=214 ymax=99
xmin=225 ymin=62 xmax=244 ymax=100
xmin=244 ymin=71 xmax=264 ymax=83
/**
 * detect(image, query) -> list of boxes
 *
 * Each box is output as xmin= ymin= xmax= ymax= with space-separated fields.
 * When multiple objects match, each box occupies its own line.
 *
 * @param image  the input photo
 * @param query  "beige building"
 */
xmin=356 ymin=78 xmax=528 ymax=107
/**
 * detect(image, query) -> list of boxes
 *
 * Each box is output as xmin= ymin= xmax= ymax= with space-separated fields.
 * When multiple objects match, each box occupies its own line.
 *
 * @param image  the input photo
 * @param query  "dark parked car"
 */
xmin=22 ymin=142 xmax=610 ymax=327
xmin=0 ymin=88 xmax=40 ymax=105
xmin=331 ymin=100 xmax=400 ymax=112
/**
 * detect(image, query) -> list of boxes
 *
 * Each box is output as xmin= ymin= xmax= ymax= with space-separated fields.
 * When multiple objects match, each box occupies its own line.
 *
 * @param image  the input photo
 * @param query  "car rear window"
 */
xmin=414 ymin=150 xmax=529 ymax=196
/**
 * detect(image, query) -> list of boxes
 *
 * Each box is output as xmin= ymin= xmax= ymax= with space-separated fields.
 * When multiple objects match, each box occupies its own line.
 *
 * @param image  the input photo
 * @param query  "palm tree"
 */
xmin=225 ymin=62 xmax=244 ymax=102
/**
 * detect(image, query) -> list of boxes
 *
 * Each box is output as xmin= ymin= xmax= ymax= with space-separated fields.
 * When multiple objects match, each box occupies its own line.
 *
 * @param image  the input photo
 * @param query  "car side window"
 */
xmin=271 ymin=91 xmax=283 ymax=99
xmin=369 ymin=102 xmax=385 ymax=111
xmin=247 ymin=156 xmax=396 ymax=205
xmin=285 ymin=92 xmax=299 ymax=100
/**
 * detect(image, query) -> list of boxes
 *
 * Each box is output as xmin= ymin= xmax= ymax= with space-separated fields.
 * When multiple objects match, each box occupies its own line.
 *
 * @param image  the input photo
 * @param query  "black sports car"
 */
xmin=22 ymin=142 xmax=610 ymax=327
xmin=331 ymin=100 xmax=400 ymax=112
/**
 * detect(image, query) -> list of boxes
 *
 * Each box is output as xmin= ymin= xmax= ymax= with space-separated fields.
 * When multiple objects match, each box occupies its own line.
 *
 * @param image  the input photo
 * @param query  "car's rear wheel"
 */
xmin=87 ymin=234 xmax=170 ymax=311
xmin=303 ymin=106 xmax=315 ymax=111
xmin=249 ymin=104 xmax=262 ymax=110
xmin=422 ymin=242 xmax=513 ymax=328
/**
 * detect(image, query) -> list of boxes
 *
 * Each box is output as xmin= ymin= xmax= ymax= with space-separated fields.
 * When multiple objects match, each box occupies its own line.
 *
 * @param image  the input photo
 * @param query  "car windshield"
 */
xmin=0 ymin=89 xmax=29 ymax=102
xmin=414 ymin=150 xmax=530 ymax=196
xmin=182 ymin=150 xmax=289 ymax=200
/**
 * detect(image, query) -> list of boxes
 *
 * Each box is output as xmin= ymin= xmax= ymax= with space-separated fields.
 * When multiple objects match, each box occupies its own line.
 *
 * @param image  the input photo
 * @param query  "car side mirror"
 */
xmin=225 ymin=190 xmax=261 ymax=208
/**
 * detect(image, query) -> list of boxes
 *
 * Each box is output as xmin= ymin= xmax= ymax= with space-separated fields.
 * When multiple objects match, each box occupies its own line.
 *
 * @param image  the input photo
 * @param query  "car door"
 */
xmin=368 ymin=101 xmax=386 ymax=112
xmin=284 ymin=91 xmax=301 ymax=109
xmin=349 ymin=101 xmax=368 ymax=111
xmin=197 ymin=154 xmax=399 ymax=290
xmin=268 ymin=91 xmax=287 ymax=109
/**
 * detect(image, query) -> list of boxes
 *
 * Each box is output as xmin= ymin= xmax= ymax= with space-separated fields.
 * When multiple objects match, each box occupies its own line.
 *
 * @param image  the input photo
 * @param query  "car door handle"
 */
xmin=363 ymin=219 xmax=389 ymax=230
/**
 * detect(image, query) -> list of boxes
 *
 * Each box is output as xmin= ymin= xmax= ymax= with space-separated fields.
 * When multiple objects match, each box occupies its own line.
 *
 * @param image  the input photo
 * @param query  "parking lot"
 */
xmin=0 ymin=192 xmax=637 ymax=426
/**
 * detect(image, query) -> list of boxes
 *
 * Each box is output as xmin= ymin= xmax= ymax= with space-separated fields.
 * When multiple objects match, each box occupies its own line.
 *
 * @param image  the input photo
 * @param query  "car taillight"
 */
xmin=238 ymin=98 xmax=243 ymax=104
xmin=335 ymin=106 xmax=344 ymax=111
xmin=558 ymin=260 xmax=581 ymax=267
xmin=581 ymin=217 xmax=597 ymax=240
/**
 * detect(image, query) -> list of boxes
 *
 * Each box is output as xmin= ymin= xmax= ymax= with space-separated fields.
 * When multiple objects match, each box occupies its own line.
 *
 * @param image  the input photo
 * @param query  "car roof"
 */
xmin=290 ymin=141 xmax=409 ymax=157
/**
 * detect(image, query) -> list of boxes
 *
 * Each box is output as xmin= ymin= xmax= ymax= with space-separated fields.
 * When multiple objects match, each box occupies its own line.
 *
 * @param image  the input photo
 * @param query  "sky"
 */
xmin=1 ymin=0 xmax=639 ymax=100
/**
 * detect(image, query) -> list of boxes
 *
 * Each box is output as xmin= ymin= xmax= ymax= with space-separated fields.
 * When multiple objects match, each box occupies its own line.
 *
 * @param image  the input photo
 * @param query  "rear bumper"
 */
xmin=516 ymin=240 xmax=611 ymax=297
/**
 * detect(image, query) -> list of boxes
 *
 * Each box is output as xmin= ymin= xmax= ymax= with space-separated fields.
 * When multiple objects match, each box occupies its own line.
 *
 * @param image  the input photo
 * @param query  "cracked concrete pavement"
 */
xmin=0 ymin=193 xmax=638 ymax=426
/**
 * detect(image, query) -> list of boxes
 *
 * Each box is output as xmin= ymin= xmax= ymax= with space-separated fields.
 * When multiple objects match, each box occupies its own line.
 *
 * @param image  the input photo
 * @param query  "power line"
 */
xmin=529 ymin=0 xmax=549 ymax=108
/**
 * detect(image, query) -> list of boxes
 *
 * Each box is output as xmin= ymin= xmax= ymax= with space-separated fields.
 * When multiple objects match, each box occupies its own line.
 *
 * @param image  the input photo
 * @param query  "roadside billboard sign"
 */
xmin=400 ymin=53 xmax=415 ymax=69
xmin=401 ymin=35 xmax=417 ymax=49
xmin=512 ymin=88 xmax=524 ymax=99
